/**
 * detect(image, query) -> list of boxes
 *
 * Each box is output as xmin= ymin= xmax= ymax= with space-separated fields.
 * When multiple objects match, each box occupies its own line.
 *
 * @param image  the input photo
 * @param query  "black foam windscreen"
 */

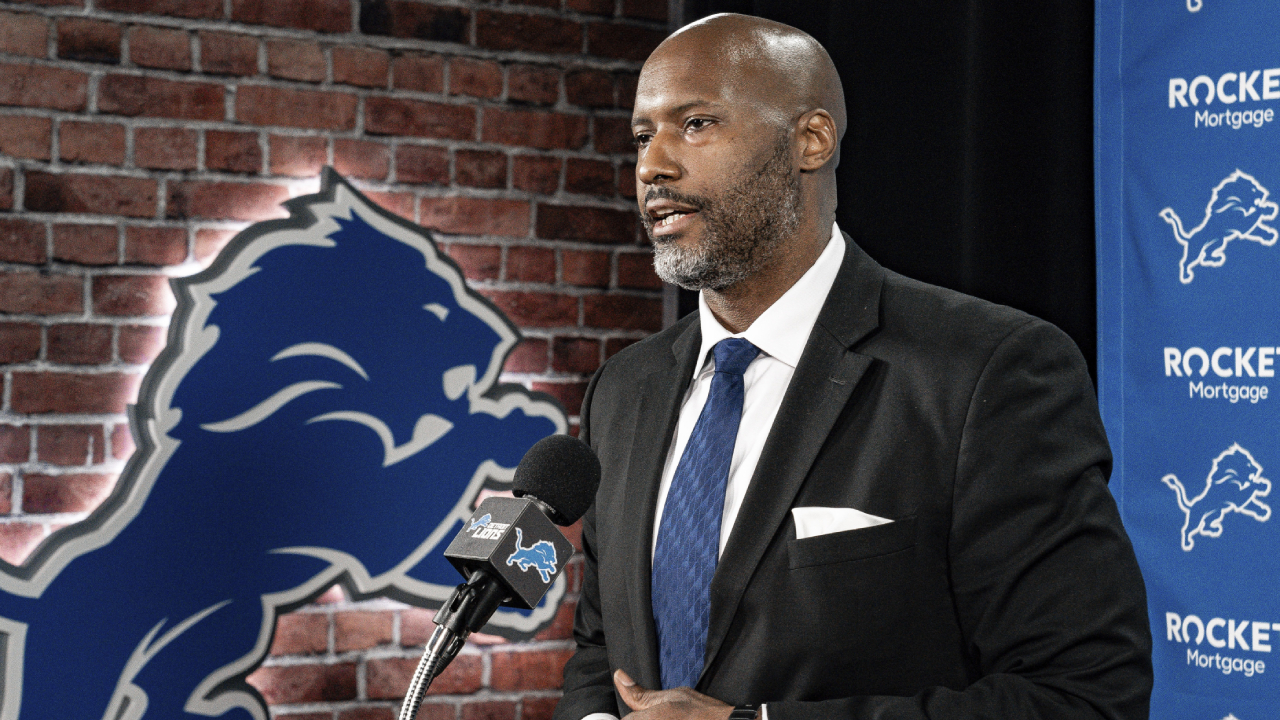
xmin=512 ymin=434 xmax=601 ymax=526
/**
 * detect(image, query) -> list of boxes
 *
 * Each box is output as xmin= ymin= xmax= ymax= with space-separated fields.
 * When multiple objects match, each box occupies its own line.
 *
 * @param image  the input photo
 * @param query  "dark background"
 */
xmin=678 ymin=0 xmax=1098 ymax=379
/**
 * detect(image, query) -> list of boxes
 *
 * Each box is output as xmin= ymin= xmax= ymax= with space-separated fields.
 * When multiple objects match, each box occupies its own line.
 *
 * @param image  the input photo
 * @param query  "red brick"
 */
xmin=195 ymin=230 xmax=234 ymax=266
xmin=237 ymin=86 xmax=356 ymax=130
xmin=99 ymin=0 xmax=221 ymax=19
xmin=532 ymin=380 xmax=587 ymax=413
xmin=279 ymin=715 xmax=331 ymax=720
xmin=0 ymin=11 xmax=49 ymax=58
xmin=270 ymin=613 xmax=328 ymax=655
xmin=199 ymin=31 xmax=258 ymax=76
xmin=333 ymin=139 xmax=389 ymax=181
xmin=25 ymin=172 xmax=156 ymax=218
xmin=533 ymin=598 xmax=576 ymax=641
xmin=0 ymin=271 xmax=83 ymax=314
xmin=366 ymin=2 xmax=469 ymax=44
xmin=99 ymin=75 xmax=223 ymax=120
xmin=617 ymin=71 xmax=639 ymax=109
xmin=396 ymin=145 xmax=449 ymax=185
xmin=445 ymin=244 xmax=501 ymax=280
xmin=333 ymin=611 xmax=392 ymax=652
xmin=337 ymin=709 xmax=399 ymax=720
xmin=0 ymin=169 xmax=10 ymax=211
xmin=595 ymin=116 xmax=635 ymax=154
xmin=562 ymin=250 xmax=610 ymax=287
xmin=504 ymin=337 xmax=548 ymax=373
xmin=24 ymin=473 xmax=114 ymax=513
xmin=552 ymin=337 xmax=600 ymax=373
xmin=57 ymin=18 xmax=121 ymax=64
xmin=480 ymin=291 xmax=577 ymax=328
xmin=0 ymin=116 xmax=50 ymax=160
xmin=117 ymin=324 xmax=166 ymax=364
xmin=391 ymin=54 xmax=444 ymax=93
xmin=0 ymin=324 xmax=41 ymax=364
xmin=506 ymin=246 xmax=555 ymax=283
xmin=522 ymin=697 xmax=558 ymax=720
xmin=206 ymin=130 xmax=263 ymax=174
xmin=476 ymin=11 xmax=581 ymax=55
xmin=35 ymin=424 xmax=105 ymax=464
xmin=584 ymin=294 xmax=661 ymax=331
xmin=0 ymin=524 xmax=45 ymax=566
xmin=367 ymin=654 xmax=481 ymax=699
xmin=565 ymin=68 xmax=613 ymax=108
xmin=363 ymin=191 xmax=414 ymax=221
xmin=399 ymin=607 xmax=434 ymax=647
xmin=513 ymin=0 xmax=558 ymax=8
xmin=125 ymin=226 xmax=187 ymax=266
xmin=0 ymin=426 xmax=31 ymax=463
xmin=508 ymin=64 xmax=559 ymax=105
xmin=483 ymin=108 xmax=587 ymax=150
xmin=0 ymin=219 xmax=46 ymax=263
xmin=461 ymin=702 xmax=516 ymax=720
xmin=134 ymin=127 xmax=198 ymax=170
xmin=618 ymin=161 xmax=637 ymax=198
xmin=450 ymin=58 xmax=502 ymax=99
xmin=231 ymin=0 xmax=352 ymax=34
xmin=333 ymin=46 xmax=388 ymax=88
xmin=565 ymin=158 xmax=615 ymax=196
xmin=567 ymin=0 xmax=613 ymax=15
xmin=59 ymin=121 xmax=126 ymax=165
xmin=512 ymin=156 xmax=560 ymax=194
xmin=52 ymin=224 xmax=117 ymax=266
xmin=92 ymin=274 xmax=176 ymax=316
xmin=246 ymin=663 xmax=357 ymax=704
xmin=587 ymin=22 xmax=665 ymax=62
xmin=421 ymin=197 xmax=529 ymax=237
xmin=489 ymin=648 xmax=573 ymax=690
xmin=47 ymin=324 xmax=111 ymax=365
xmin=538 ymin=205 xmax=636 ymax=244
xmin=167 ymin=181 xmax=289 ymax=221
xmin=269 ymin=135 xmax=327 ymax=177
xmin=617 ymin=252 xmax=660 ymax=289
xmin=623 ymin=0 xmax=667 ymax=21
xmin=267 ymin=39 xmax=325 ymax=82
xmin=366 ymin=97 xmax=473 ymax=140
xmin=129 ymin=26 xmax=191 ymax=71
xmin=111 ymin=423 xmax=134 ymax=460
xmin=0 ymin=63 xmax=87 ymax=111
xmin=456 ymin=150 xmax=507 ymax=189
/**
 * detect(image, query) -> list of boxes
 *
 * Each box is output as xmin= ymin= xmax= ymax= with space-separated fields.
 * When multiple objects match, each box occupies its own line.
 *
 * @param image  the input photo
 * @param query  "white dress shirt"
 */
xmin=579 ymin=225 xmax=845 ymax=720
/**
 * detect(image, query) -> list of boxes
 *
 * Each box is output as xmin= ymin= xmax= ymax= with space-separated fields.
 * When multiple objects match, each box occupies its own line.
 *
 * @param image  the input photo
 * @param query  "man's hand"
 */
xmin=613 ymin=669 xmax=734 ymax=720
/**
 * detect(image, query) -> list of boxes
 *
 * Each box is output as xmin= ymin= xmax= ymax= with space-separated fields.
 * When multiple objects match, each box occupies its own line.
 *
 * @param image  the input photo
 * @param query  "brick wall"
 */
xmin=0 ymin=0 xmax=670 ymax=716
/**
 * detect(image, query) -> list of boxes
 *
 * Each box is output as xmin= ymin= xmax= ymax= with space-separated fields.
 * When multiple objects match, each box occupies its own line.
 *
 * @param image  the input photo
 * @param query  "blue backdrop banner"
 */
xmin=1096 ymin=1 xmax=1280 ymax=717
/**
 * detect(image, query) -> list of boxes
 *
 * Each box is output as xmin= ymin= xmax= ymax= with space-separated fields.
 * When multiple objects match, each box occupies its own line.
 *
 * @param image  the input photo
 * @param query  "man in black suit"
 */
xmin=554 ymin=13 xmax=1151 ymax=720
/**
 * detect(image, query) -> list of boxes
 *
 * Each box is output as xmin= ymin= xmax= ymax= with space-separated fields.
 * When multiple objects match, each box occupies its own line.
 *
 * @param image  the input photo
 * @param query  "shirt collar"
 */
xmin=696 ymin=222 xmax=847 ymax=373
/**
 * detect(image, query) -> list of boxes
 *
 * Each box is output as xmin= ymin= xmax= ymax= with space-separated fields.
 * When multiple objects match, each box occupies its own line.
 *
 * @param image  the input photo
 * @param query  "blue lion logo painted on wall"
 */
xmin=506 ymin=528 xmax=559 ymax=584
xmin=0 ymin=170 xmax=565 ymax=719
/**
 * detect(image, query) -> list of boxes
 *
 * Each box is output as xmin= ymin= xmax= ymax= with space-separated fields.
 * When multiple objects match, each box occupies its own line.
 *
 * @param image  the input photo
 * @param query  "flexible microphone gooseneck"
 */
xmin=398 ymin=435 xmax=601 ymax=720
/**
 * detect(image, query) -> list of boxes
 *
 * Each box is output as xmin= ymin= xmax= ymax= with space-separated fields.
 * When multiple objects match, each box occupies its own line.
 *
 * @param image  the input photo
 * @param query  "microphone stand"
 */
xmin=398 ymin=569 xmax=509 ymax=720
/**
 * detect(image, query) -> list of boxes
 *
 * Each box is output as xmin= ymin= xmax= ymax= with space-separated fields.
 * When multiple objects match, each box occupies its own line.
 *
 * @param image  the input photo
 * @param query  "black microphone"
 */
xmin=399 ymin=434 xmax=601 ymax=720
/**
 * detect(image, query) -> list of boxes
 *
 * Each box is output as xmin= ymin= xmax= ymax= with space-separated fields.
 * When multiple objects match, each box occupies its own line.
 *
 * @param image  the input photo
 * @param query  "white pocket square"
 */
xmin=791 ymin=506 xmax=893 ymax=540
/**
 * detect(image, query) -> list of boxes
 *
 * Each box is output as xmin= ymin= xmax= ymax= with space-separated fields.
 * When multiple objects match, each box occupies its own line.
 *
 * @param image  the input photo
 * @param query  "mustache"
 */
xmin=643 ymin=186 xmax=709 ymax=213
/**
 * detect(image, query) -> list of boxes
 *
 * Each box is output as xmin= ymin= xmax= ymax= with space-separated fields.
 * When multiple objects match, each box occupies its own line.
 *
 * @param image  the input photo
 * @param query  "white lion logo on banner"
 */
xmin=1162 ymin=443 xmax=1272 ymax=551
xmin=1158 ymin=170 xmax=1278 ymax=284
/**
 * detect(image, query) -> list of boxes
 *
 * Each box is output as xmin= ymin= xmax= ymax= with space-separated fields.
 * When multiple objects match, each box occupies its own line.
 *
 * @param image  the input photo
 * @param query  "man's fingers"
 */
xmin=613 ymin=669 xmax=652 ymax=710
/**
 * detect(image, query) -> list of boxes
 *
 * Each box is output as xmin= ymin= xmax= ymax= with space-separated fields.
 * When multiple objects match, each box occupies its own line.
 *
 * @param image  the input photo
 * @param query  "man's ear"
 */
xmin=796 ymin=109 xmax=837 ymax=172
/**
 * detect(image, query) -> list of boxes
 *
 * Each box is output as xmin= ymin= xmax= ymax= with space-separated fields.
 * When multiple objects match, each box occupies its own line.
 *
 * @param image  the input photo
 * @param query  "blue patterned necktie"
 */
xmin=651 ymin=337 xmax=760 ymax=690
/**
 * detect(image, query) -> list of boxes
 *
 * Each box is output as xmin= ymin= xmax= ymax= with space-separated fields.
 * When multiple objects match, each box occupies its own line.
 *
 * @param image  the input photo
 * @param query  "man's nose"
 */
xmin=636 ymin=134 xmax=681 ymax=186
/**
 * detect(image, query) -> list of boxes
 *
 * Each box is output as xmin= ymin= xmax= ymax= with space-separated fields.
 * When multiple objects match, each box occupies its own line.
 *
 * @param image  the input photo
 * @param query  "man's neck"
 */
xmin=702 ymin=222 xmax=831 ymax=334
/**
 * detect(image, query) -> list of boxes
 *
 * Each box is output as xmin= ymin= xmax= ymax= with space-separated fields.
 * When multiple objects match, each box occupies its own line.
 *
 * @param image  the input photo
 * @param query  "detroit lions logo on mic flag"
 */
xmin=0 ymin=169 xmax=566 ymax=720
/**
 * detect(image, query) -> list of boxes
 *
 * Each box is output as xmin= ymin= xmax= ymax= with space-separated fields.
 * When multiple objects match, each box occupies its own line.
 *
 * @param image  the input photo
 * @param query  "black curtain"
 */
xmin=678 ymin=0 xmax=1098 ymax=379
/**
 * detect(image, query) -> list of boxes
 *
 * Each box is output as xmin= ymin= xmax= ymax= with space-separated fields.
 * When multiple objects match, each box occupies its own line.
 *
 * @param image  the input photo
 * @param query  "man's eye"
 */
xmin=633 ymin=133 xmax=652 ymax=148
xmin=685 ymin=118 xmax=711 ymax=131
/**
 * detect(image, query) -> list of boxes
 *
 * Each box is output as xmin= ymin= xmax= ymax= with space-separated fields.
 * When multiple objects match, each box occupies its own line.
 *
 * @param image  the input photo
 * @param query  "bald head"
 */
xmin=646 ymin=14 xmax=846 ymax=148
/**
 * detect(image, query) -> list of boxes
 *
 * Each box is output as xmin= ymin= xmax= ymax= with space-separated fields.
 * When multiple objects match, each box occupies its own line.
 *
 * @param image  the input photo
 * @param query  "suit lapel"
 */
xmin=700 ymin=237 xmax=886 ymax=685
xmin=619 ymin=317 xmax=701 ymax=689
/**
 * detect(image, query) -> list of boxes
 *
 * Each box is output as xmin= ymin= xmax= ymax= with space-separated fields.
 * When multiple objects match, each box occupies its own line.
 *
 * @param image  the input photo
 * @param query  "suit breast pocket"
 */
xmin=787 ymin=515 xmax=917 ymax=569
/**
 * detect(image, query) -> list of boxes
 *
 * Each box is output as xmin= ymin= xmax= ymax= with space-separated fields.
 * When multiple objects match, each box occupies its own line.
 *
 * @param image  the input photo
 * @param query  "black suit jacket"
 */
xmin=555 ymin=237 xmax=1152 ymax=720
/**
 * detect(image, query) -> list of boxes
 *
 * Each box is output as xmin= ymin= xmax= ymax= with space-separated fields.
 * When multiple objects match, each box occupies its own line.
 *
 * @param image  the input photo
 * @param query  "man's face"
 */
xmin=632 ymin=50 xmax=802 ymax=291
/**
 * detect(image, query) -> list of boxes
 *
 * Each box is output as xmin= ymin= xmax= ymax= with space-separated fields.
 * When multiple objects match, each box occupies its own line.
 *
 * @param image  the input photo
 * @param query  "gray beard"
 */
xmin=648 ymin=139 xmax=802 ymax=292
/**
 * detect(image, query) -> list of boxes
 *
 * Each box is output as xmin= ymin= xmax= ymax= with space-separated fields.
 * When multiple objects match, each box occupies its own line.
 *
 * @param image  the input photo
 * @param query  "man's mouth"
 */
xmin=655 ymin=211 xmax=693 ymax=228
